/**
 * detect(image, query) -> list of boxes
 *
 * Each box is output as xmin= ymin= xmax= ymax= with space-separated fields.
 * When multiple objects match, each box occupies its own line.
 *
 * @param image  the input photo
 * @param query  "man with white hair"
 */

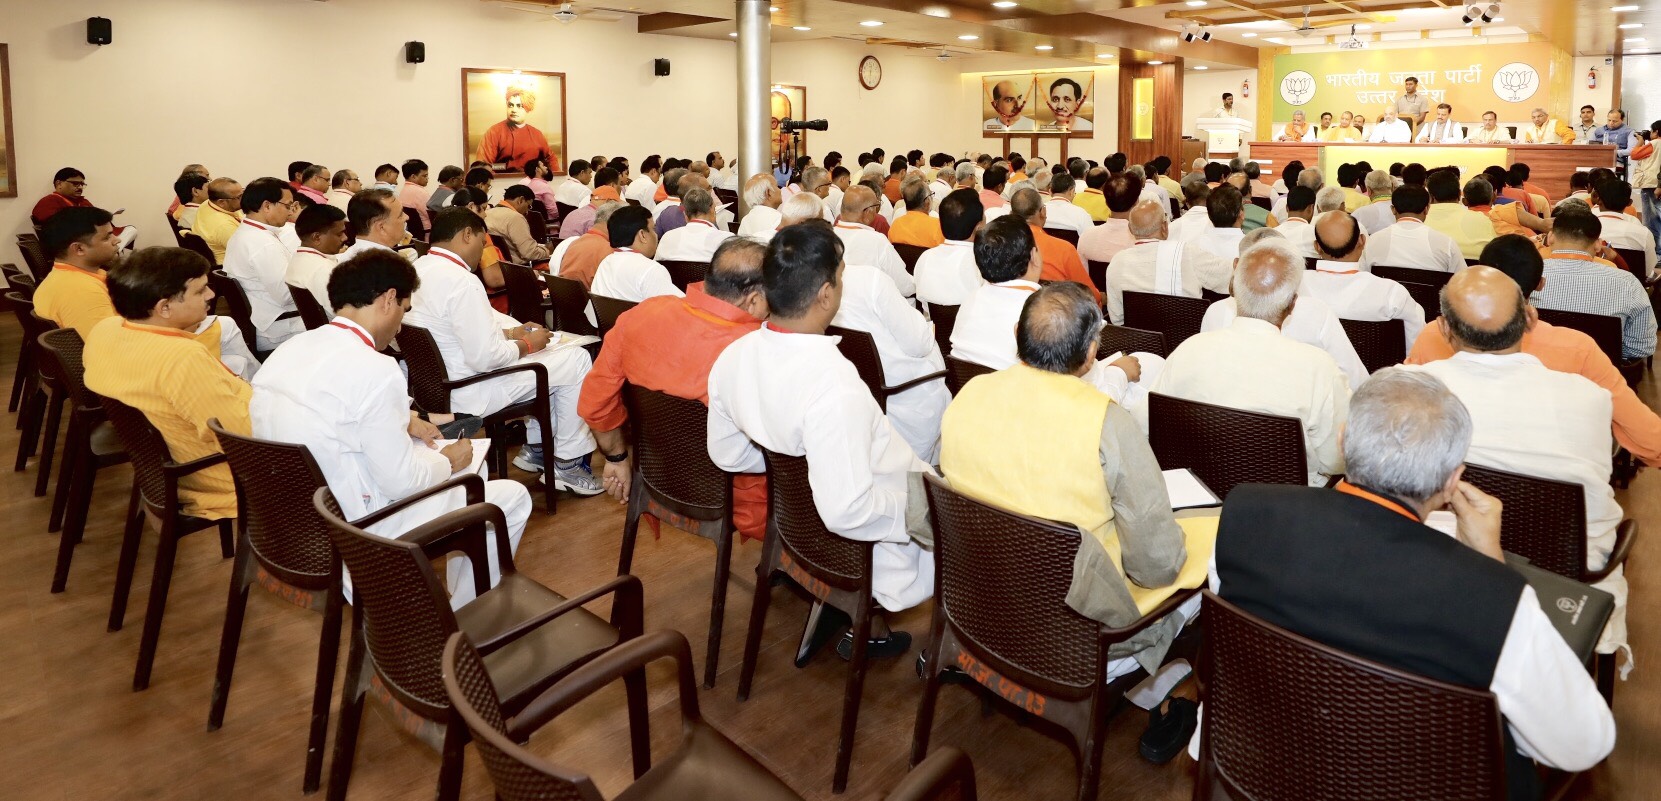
xmin=1101 ymin=200 xmax=1232 ymax=326
xmin=737 ymin=173 xmax=783 ymax=237
xmin=798 ymin=166 xmax=836 ymax=223
xmin=1353 ymin=169 xmax=1399 ymax=234
xmin=654 ymin=186 xmax=733 ymax=263
xmin=753 ymin=191 xmax=823 ymax=244
xmin=834 ymin=185 xmax=916 ymax=297
xmin=1270 ymin=167 xmax=1323 ymax=224
xmin=1150 ymin=238 xmax=1352 ymax=486
xmin=1521 ymin=107 xmax=1575 ymax=144
xmin=1308 ymin=211 xmax=1424 ymax=352
xmin=1205 ymin=366 xmax=1615 ymax=773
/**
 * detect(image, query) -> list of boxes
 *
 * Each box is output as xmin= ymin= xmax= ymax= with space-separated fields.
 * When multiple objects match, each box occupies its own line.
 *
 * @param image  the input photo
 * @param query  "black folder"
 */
xmin=1505 ymin=554 xmax=1614 ymax=664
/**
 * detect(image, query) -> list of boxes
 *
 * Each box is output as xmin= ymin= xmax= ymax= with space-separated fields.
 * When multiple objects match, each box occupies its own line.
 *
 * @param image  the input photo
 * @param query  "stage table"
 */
xmin=1247 ymin=142 xmax=1616 ymax=200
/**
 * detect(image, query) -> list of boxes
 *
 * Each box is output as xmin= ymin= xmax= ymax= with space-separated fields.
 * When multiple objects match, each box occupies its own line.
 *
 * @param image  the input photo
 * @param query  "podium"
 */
xmin=1196 ymin=117 xmax=1255 ymax=159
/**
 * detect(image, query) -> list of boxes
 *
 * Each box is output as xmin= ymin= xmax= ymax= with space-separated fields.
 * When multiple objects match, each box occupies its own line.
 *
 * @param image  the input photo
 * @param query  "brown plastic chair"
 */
xmin=16 ymin=233 xmax=50 ymax=280
xmin=591 ymin=294 xmax=638 ymax=338
xmin=207 ymin=270 xmax=270 ymax=360
xmin=1045 ymin=227 xmax=1081 ymax=246
xmin=619 ymin=384 xmax=739 ymax=688
xmin=895 ymin=243 xmax=928 ymax=274
xmin=525 ymin=208 xmax=551 ymax=244
xmin=1087 ymin=259 xmax=1110 ymax=294
xmin=925 ymin=303 xmax=959 ymax=358
xmin=11 ymin=299 xmax=59 ymax=481
xmin=555 ymin=201 xmax=579 ymax=224
xmin=288 ymin=285 xmax=331 ymax=330
xmin=889 ymin=747 xmax=979 ymax=801
xmin=1195 ymin=590 xmax=1579 ymax=801
xmin=1612 ymin=247 xmax=1647 ymax=286
xmin=404 ymin=207 xmax=428 ymax=242
xmin=99 ymin=395 xmax=236 ymax=691
xmin=544 ymin=273 xmax=599 ymax=336
xmin=1122 ymin=290 xmax=1213 ymax=352
xmin=314 ymin=485 xmax=646 ymax=801
xmin=1146 ymin=392 xmax=1308 ymax=500
xmin=1337 ymin=317 xmax=1406 ymax=374
xmin=1372 ymin=265 xmax=1454 ymax=289
xmin=1250 ymin=196 xmax=1272 ymax=211
xmin=913 ymin=475 xmax=1200 ymax=801
xmin=395 ymin=322 xmax=559 ymax=510
xmin=498 ymin=260 xmax=554 ymax=330
xmin=827 ymin=325 xmax=947 ymax=413
xmin=37 ymin=329 xmax=128 ymax=594
xmin=4 ymin=279 xmax=34 ymax=413
xmin=1534 ymin=307 xmax=1644 ymax=387
xmin=945 ymin=355 xmax=995 ymax=396
xmin=738 ymin=448 xmax=881 ymax=793
xmin=1100 ymin=322 xmax=1166 ymax=359
xmin=489 ymin=232 xmax=512 ymax=258
xmin=205 ymin=422 xmax=346 ymax=793
xmin=660 ymin=259 xmax=710 ymax=291
xmin=177 ymin=230 xmax=219 ymax=267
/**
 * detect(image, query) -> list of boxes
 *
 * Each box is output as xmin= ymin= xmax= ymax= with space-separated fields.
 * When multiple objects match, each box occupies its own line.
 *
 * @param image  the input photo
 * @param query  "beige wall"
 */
xmin=1182 ymin=69 xmax=1256 ymax=137
xmin=954 ymin=66 xmax=1122 ymax=167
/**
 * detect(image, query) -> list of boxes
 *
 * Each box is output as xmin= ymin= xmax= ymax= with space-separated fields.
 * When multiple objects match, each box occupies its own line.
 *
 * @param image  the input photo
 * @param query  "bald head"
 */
xmin=1233 ymin=240 xmax=1304 ymax=325
xmin=839 ymin=185 xmax=880 ymax=224
xmin=1440 ymin=265 xmax=1529 ymax=354
xmin=1313 ymin=211 xmax=1364 ymax=262
xmin=1017 ymin=282 xmax=1102 ymax=376
xmin=1009 ymin=187 xmax=1044 ymax=223
xmin=1127 ymin=200 xmax=1168 ymax=239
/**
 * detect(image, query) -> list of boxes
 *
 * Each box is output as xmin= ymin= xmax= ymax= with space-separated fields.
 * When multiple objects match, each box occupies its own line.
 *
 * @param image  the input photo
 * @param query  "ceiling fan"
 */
xmin=491 ymin=1 xmax=631 ymax=24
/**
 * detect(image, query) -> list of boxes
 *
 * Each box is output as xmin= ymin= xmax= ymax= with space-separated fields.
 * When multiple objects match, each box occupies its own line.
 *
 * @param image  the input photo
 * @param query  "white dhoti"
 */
xmin=450 ymin=345 xmax=597 ymax=461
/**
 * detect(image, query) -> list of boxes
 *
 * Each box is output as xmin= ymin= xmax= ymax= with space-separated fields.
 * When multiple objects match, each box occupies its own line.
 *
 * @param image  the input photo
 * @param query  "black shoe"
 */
xmin=794 ymin=603 xmax=851 ymax=668
xmin=1139 ymin=696 xmax=1198 ymax=765
xmin=835 ymin=629 xmax=913 ymax=661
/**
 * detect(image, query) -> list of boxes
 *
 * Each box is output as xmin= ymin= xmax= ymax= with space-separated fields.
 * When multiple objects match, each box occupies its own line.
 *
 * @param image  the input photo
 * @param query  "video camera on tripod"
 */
xmin=780 ymin=118 xmax=829 ymax=132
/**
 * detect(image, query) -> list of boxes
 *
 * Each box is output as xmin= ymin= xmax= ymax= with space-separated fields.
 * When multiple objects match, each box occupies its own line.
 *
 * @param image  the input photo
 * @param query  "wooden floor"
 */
xmin=1 ymin=313 xmax=1656 ymax=801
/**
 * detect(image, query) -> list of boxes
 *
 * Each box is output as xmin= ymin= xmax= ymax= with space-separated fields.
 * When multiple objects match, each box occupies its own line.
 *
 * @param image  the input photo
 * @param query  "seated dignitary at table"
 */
xmin=284 ymin=204 xmax=349 ymax=313
xmin=591 ymin=204 xmax=682 ymax=303
xmin=953 ymin=217 xmax=1155 ymax=406
xmin=1414 ymin=266 xmax=1631 ymax=657
xmin=1202 ymin=367 xmax=1615 ymax=781
xmin=834 ymin=186 xmax=917 ymax=298
xmin=224 ymin=177 xmax=306 ymax=350
xmin=1101 ymin=200 xmax=1232 ymax=327
xmin=402 ymin=207 xmax=602 ymax=494
xmin=1466 ymin=110 xmax=1514 ymax=143
xmin=1408 ymin=234 xmax=1661 ymax=469
xmin=1367 ymin=106 xmax=1412 ymax=143
xmin=251 ymin=250 xmax=531 ymax=608
xmin=1152 ymin=239 xmax=1351 ymax=486
xmin=941 ymin=281 xmax=1210 ymax=682
xmin=1414 ymin=103 xmax=1464 ymax=143
xmin=84 ymin=247 xmax=250 ymax=521
xmin=1534 ymin=207 xmax=1657 ymax=360
xmin=912 ymin=188 xmax=984 ymax=307
xmin=1306 ymin=211 xmax=1425 ymax=352
xmin=578 ymin=237 xmax=770 ymax=540
xmin=652 ymin=186 xmax=733 ymax=263
xmin=707 ymin=222 xmax=935 ymax=658
xmin=1363 ymin=184 xmax=1466 ymax=273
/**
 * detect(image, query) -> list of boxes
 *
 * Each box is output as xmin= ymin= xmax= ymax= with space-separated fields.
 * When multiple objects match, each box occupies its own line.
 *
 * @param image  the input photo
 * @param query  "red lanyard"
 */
xmin=429 ymin=249 xmax=468 ymax=270
xmin=295 ymin=247 xmax=329 ymax=258
xmin=240 ymin=219 xmax=272 ymax=232
xmin=328 ymin=322 xmax=375 ymax=349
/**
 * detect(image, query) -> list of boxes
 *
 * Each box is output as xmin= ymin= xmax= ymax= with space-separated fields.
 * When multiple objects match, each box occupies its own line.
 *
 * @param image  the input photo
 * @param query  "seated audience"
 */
xmin=1352 ymin=169 xmax=1398 ymax=235
xmin=33 ymin=169 xmax=137 ymax=250
xmin=1414 ymin=266 xmax=1630 ymax=656
xmin=371 ymin=163 xmax=399 ymax=192
xmin=295 ymin=164 xmax=330 ymax=206
xmin=1153 ymin=239 xmax=1351 ymax=485
xmin=84 ymin=247 xmax=250 ymax=520
xmin=397 ymin=159 xmax=431 ymax=232
xmin=326 ymin=169 xmax=361 ymax=210
xmin=912 ymin=189 xmax=985 ymax=306
xmin=172 ymin=173 xmax=210 ymax=231
xmin=1208 ymin=367 xmax=1615 ymax=778
xmin=484 ymin=185 xmax=551 ymax=264
xmin=1191 ymin=184 xmax=1247 ymax=264
xmin=1102 ymin=200 xmax=1232 ymax=326
xmin=888 ymin=177 xmax=946 ymax=248
xmin=1270 ymin=166 xmax=1322 ymax=224
xmin=251 ymin=250 xmax=530 ymax=608
xmin=1424 ymin=169 xmax=1497 ymax=259
xmin=1008 ymin=188 xmax=1098 ymax=301
xmin=1534 ymin=207 xmax=1657 ymax=359
xmin=1275 ymin=186 xmax=1318 ymax=259
xmin=552 ymin=201 xmax=623 ymax=288
xmin=653 ymin=167 xmax=693 ymax=236
xmin=1306 ymin=211 xmax=1425 ymax=353
xmin=192 ymin=178 xmax=245 ymax=264
xmin=1467 ymin=176 xmax=1548 ymax=237
xmin=654 ymin=186 xmax=733 ymax=263
xmin=224 ymin=177 xmax=306 ymax=350
xmin=33 ymin=207 xmax=123 ymax=339
xmin=1168 ymin=176 xmax=1212 ymax=243
xmin=425 ymin=165 xmax=464 ymax=214
xmin=1363 ymin=184 xmax=1465 ymax=272
xmin=737 ymin=173 xmax=784 ymax=237
xmin=1079 ymin=173 xmax=1144 ymax=264
xmin=284 ymin=204 xmax=349 ymax=313
xmin=339 ymin=188 xmax=416 ymax=264
xmin=167 ymin=164 xmax=210 ymax=217
xmin=707 ymin=222 xmax=935 ymax=657
xmin=1591 ymin=179 xmax=1656 ymax=279
xmin=1073 ymin=167 xmax=1111 ymax=222
xmin=553 ymin=158 xmax=593 ymax=210
xmin=624 ymin=155 xmax=662 ymax=212
xmin=833 ymin=186 xmax=916 ymax=298
xmin=558 ymin=167 xmax=620 ymax=239
xmin=1043 ymin=173 xmax=1096 ymax=233
xmin=592 ymin=204 xmax=680 ymax=302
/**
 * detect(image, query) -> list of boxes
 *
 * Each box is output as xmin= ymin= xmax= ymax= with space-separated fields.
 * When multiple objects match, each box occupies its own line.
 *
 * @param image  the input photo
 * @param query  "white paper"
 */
xmin=1424 ymin=510 xmax=1458 ymax=538
xmin=523 ymin=332 xmax=601 ymax=363
xmin=1126 ymin=659 xmax=1194 ymax=711
xmin=432 ymin=437 xmax=491 ymax=479
xmin=1162 ymin=468 xmax=1220 ymax=510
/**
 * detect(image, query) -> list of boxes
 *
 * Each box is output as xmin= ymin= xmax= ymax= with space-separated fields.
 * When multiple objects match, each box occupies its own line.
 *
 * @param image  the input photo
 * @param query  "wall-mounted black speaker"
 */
xmin=654 ymin=58 xmax=671 ymax=77
xmin=404 ymin=41 xmax=426 ymax=64
xmin=87 ymin=17 xmax=112 ymax=46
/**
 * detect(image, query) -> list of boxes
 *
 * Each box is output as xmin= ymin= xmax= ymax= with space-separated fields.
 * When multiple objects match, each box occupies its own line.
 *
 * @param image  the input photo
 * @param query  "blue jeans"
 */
xmin=1642 ymin=189 xmax=1661 ymax=256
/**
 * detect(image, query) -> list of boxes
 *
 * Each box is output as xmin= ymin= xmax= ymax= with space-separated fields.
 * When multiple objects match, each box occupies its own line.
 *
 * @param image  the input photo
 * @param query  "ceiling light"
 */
xmin=992 ymin=1 xmax=1019 ymax=7
xmin=792 ymin=25 xmax=811 ymax=30
xmin=1186 ymin=0 xmax=1208 ymax=5
xmin=1194 ymin=65 xmax=1209 ymax=70
xmin=769 ymin=5 xmax=779 ymax=11
xmin=727 ymin=32 xmax=737 ymax=37
xmin=1621 ymin=22 xmax=1644 ymax=28
xmin=1491 ymin=17 xmax=1504 ymax=21
xmin=1612 ymin=4 xmax=1640 ymax=10
xmin=1628 ymin=36 xmax=1647 ymax=41
xmin=1148 ymin=60 xmax=1164 ymax=65
xmin=1242 ymin=32 xmax=1257 ymax=37
xmin=1097 ymin=53 xmax=1114 ymax=58
xmin=1035 ymin=44 xmax=1054 ymax=50
xmin=1356 ymin=24 xmax=1372 ymax=30
xmin=859 ymin=19 xmax=884 ymax=26
xmin=1263 ymin=36 xmax=1284 ymax=43
xmin=958 ymin=34 xmax=979 ymax=40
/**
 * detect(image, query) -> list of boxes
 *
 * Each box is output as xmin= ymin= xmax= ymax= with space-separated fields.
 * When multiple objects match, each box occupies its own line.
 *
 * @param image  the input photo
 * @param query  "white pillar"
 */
xmin=735 ymin=0 xmax=772 ymax=218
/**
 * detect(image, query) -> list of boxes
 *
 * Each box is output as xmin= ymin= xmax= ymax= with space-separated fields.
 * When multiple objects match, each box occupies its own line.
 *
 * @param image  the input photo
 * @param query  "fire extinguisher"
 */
xmin=1589 ymin=67 xmax=1598 ymax=89
xmin=1241 ymin=79 xmax=1251 ymax=99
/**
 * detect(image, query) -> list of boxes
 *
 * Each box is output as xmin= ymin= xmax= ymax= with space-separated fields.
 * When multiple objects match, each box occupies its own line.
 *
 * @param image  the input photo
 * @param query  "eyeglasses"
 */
xmin=278 ymin=200 xmax=299 ymax=210
xmin=65 ymin=180 xmax=86 ymax=187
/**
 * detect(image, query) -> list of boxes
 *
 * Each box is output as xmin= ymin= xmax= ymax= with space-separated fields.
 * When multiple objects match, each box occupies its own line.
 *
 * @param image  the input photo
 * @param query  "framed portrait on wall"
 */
xmin=770 ymin=84 xmax=807 ymax=169
xmin=1033 ymin=71 xmax=1096 ymax=137
xmin=0 ymin=45 xmax=16 ymax=198
xmin=462 ymin=68 xmax=567 ymax=176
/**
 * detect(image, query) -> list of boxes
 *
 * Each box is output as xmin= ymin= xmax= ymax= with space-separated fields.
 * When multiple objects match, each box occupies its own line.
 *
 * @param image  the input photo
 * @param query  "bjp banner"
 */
xmin=1270 ymin=42 xmax=1570 ymax=124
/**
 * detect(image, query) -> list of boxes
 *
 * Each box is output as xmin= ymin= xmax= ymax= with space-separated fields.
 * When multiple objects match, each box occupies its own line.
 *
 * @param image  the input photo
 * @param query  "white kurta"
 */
xmin=1367 ymin=119 xmax=1412 ymax=143
xmin=707 ymin=325 xmax=934 ymax=610
xmin=1363 ymin=218 xmax=1465 ymax=273
xmin=737 ymin=205 xmax=782 ymax=238
xmin=285 ymin=248 xmax=338 ymax=314
xmin=223 ymin=218 xmax=304 ymax=349
xmin=1101 ymin=240 xmax=1233 ymax=326
xmin=1302 ymin=262 xmax=1426 ymax=353
xmin=654 ymin=219 xmax=733 ymax=263
xmin=554 ymin=179 xmax=592 ymax=209
xmin=1149 ymin=315 xmax=1351 ymax=485
xmin=1465 ymin=125 xmax=1513 ymax=144
xmin=326 ymin=189 xmax=354 ymax=211
xmin=1275 ymin=217 xmax=1319 ymax=259
xmin=277 ymin=223 xmax=301 ymax=254
xmin=834 ymin=222 xmax=916 ymax=297
xmin=403 ymin=247 xmax=596 ymax=460
xmin=912 ymin=241 xmax=984 ymax=307
xmin=1043 ymin=198 xmax=1095 ymax=232
xmin=249 ymin=318 xmax=532 ymax=608
xmin=590 ymin=249 xmax=684 ymax=303
xmin=1353 ymin=200 xmax=1397 ymax=239
xmin=830 ymin=264 xmax=951 ymax=463
xmin=1200 ymin=295 xmax=1368 ymax=392
xmin=623 ymin=176 xmax=658 ymax=214
xmin=1594 ymin=211 xmax=1657 ymax=279
xmin=1166 ymin=206 xmax=1212 ymax=244
xmin=1191 ymin=227 xmax=1246 ymax=265
xmin=1415 ymin=119 xmax=1464 ymax=143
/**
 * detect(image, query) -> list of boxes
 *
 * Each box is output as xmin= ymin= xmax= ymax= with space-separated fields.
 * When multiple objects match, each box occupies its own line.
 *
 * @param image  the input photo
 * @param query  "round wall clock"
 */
xmin=859 ymin=55 xmax=882 ymax=90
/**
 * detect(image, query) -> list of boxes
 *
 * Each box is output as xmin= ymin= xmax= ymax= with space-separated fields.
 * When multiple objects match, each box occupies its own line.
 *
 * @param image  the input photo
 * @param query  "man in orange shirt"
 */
xmin=556 ymin=203 xmax=622 ymax=288
xmin=1009 ymin=187 xmax=1100 ymax=302
xmin=882 ymin=155 xmax=907 ymax=205
xmin=1407 ymin=234 xmax=1661 ymax=466
xmin=578 ymin=236 xmax=771 ymax=540
xmin=887 ymin=177 xmax=945 ymax=248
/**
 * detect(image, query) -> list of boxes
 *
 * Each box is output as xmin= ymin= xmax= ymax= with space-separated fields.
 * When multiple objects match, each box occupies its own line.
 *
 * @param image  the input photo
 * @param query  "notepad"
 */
xmin=432 ymin=438 xmax=491 ymax=479
xmin=523 ymin=332 xmax=601 ymax=362
xmin=1162 ymin=468 xmax=1221 ymax=510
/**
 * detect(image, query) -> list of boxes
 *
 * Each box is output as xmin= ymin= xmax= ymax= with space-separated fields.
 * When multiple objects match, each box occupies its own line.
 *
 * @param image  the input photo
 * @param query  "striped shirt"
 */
xmin=1535 ymin=253 xmax=1658 ymax=359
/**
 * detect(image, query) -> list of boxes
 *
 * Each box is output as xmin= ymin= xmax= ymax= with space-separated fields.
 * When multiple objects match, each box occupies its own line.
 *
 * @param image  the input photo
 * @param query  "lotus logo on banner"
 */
xmin=1280 ymin=70 xmax=1315 ymax=106
xmin=1493 ymin=62 xmax=1539 ymax=102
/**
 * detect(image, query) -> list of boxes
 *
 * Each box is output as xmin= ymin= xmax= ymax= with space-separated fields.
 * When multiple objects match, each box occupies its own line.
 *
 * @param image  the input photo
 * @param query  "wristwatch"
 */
xmin=604 ymin=450 xmax=629 ymax=463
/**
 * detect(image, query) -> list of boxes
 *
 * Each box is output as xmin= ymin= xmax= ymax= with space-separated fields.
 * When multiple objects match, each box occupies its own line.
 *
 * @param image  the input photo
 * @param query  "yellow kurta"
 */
xmin=33 ymin=264 xmax=117 ymax=340
xmin=190 ymin=201 xmax=242 ymax=265
xmin=1342 ymin=188 xmax=1370 ymax=214
xmin=82 ymin=316 xmax=250 ymax=520
xmin=1073 ymin=188 xmax=1110 ymax=222
xmin=1521 ymin=120 xmax=1576 ymax=144
xmin=1320 ymin=126 xmax=1363 ymax=142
